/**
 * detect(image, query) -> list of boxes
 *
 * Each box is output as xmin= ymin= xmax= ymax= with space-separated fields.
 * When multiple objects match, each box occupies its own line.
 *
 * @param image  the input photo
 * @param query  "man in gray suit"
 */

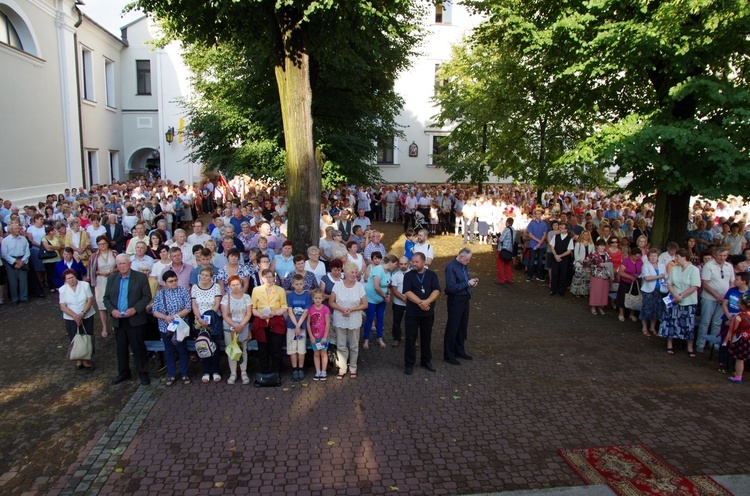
xmin=104 ymin=254 xmax=153 ymax=385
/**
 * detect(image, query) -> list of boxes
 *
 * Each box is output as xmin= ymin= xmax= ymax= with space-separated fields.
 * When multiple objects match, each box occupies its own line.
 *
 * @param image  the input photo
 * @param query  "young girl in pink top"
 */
xmin=307 ymin=289 xmax=331 ymax=381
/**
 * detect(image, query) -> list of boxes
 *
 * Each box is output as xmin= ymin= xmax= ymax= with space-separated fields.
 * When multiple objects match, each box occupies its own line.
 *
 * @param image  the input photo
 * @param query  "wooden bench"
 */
xmin=145 ymin=339 xmax=258 ymax=353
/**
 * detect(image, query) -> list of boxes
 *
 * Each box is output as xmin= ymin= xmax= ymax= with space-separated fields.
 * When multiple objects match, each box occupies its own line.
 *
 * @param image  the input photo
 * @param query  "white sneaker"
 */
xmin=227 ymin=375 xmax=236 ymax=385
xmin=320 ymin=371 xmax=327 ymax=381
xmin=241 ymin=373 xmax=251 ymax=385
xmin=313 ymin=371 xmax=321 ymax=381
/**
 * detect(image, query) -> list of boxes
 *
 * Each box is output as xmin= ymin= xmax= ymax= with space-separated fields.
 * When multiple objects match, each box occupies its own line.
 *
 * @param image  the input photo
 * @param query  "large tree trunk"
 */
xmin=650 ymin=190 xmax=691 ymax=250
xmin=274 ymin=22 xmax=321 ymax=253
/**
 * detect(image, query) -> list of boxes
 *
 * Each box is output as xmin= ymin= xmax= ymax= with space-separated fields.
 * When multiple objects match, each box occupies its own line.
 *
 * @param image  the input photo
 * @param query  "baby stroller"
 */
xmin=414 ymin=210 xmax=429 ymax=231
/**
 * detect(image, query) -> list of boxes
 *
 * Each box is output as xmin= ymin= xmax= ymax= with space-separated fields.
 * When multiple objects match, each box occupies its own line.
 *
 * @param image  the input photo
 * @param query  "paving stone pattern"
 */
xmin=4 ymin=224 xmax=750 ymax=495
xmin=94 ymin=231 xmax=750 ymax=495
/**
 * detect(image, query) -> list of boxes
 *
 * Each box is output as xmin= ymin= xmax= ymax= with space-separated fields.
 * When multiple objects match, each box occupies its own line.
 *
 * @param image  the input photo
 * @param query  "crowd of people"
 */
xmin=2 ymin=176 xmax=749 ymax=385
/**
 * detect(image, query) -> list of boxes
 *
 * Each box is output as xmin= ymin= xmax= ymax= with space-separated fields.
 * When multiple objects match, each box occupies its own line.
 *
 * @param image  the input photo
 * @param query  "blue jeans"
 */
xmin=364 ymin=301 xmax=386 ymax=340
xmin=161 ymin=332 xmax=189 ymax=378
xmin=527 ymin=247 xmax=546 ymax=279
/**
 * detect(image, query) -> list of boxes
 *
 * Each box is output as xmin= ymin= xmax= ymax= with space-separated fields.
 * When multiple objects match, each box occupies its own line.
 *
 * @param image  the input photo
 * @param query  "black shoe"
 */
xmin=110 ymin=374 xmax=131 ymax=385
xmin=404 ymin=366 xmax=413 ymax=375
xmin=457 ymin=353 xmax=473 ymax=360
xmin=445 ymin=358 xmax=461 ymax=366
xmin=140 ymin=375 xmax=150 ymax=386
xmin=423 ymin=363 xmax=436 ymax=372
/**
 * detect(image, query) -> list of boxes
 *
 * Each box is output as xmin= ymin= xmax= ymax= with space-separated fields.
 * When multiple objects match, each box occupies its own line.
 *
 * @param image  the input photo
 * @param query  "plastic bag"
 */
xmin=226 ymin=334 xmax=242 ymax=362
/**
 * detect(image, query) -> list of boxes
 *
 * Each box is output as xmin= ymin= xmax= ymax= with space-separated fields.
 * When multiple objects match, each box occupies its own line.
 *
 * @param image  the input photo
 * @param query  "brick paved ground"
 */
xmin=4 ymin=221 xmax=750 ymax=495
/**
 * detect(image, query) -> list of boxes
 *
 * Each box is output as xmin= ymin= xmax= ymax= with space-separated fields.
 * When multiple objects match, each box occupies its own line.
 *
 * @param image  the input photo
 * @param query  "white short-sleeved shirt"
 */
xmin=413 ymin=241 xmax=434 ymax=261
xmin=192 ymin=283 xmax=222 ymax=315
xmin=331 ymin=280 xmax=366 ymax=329
xmin=701 ymin=260 xmax=733 ymax=302
xmin=59 ymin=281 xmax=96 ymax=320
xmin=221 ymin=293 xmax=252 ymax=329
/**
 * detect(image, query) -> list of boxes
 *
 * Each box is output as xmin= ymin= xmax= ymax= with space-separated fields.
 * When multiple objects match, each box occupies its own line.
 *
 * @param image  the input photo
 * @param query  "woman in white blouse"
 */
xmin=59 ymin=269 xmax=96 ymax=371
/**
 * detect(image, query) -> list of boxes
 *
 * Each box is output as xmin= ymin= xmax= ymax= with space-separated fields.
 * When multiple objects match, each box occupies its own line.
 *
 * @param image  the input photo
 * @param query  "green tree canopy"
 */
xmin=464 ymin=0 xmax=750 ymax=247
xmin=133 ymin=0 xmax=423 ymax=248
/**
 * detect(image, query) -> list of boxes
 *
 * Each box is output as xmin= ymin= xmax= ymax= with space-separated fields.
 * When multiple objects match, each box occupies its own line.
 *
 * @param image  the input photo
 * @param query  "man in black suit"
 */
xmin=105 ymin=214 xmax=127 ymax=253
xmin=103 ymin=254 xmax=153 ymax=385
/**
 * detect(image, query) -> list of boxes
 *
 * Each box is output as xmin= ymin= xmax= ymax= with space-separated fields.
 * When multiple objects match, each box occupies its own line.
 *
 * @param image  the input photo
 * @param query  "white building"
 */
xmin=1 ymin=0 xmax=199 ymax=204
xmin=376 ymin=1 xmax=503 ymax=184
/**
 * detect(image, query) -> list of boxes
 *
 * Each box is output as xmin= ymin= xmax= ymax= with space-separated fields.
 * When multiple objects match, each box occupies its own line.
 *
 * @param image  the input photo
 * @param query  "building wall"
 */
xmin=121 ymin=16 xmax=200 ymax=185
xmin=0 ymin=0 xmax=80 ymax=204
xmin=77 ymin=13 xmax=124 ymax=186
xmin=378 ymin=1 xmax=503 ymax=185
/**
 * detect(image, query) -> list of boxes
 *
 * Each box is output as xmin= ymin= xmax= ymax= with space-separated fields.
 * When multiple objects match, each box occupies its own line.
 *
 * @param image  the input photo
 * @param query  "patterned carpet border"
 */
xmin=558 ymin=444 xmax=733 ymax=496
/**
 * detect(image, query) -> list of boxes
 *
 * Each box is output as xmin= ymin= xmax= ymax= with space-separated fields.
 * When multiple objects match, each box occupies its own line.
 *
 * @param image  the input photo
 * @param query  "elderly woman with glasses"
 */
xmin=151 ymin=270 xmax=192 ymax=386
xmin=59 ymin=268 xmax=96 ymax=371
xmin=251 ymin=268 xmax=288 ymax=375
xmin=659 ymin=249 xmax=701 ymax=356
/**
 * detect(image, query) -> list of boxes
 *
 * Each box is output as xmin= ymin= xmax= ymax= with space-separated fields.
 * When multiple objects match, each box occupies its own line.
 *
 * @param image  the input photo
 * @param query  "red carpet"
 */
xmin=558 ymin=444 xmax=733 ymax=495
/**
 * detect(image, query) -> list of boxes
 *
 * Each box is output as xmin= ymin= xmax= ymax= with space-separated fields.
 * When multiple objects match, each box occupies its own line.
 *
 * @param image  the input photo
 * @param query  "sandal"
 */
xmin=688 ymin=350 xmax=697 ymax=358
xmin=392 ymin=341 xmax=400 ymax=347
xmin=642 ymin=329 xmax=650 ymax=336
xmin=201 ymin=374 xmax=210 ymax=384
xmin=598 ymin=308 xmax=605 ymax=315
xmin=350 ymin=373 xmax=358 ymax=379
xmin=378 ymin=339 xmax=386 ymax=348
xmin=667 ymin=348 xmax=675 ymax=355
xmin=165 ymin=377 xmax=176 ymax=387
xmin=629 ymin=315 xmax=639 ymax=322
xmin=618 ymin=315 xmax=626 ymax=322
xmin=591 ymin=308 xmax=598 ymax=315
xmin=362 ymin=341 xmax=370 ymax=350
xmin=182 ymin=376 xmax=191 ymax=385
xmin=336 ymin=375 xmax=344 ymax=380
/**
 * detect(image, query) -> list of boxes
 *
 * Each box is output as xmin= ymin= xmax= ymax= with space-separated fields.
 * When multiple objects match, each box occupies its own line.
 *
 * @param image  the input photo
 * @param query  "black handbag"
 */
xmin=38 ymin=244 xmax=57 ymax=260
xmin=499 ymin=249 xmax=513 ymax=262
xmin=253 ymin=372 xmax=281 ymax=387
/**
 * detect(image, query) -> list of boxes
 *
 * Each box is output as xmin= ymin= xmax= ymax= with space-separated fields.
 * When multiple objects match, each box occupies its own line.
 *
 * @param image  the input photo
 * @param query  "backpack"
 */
xmin=194 ymin=330 xmax=216 ymax=359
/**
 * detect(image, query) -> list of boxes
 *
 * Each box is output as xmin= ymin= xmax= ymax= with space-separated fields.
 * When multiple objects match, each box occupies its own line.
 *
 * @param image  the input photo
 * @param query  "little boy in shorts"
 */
xmin=286 ymin=274 xmax=311 ymax=381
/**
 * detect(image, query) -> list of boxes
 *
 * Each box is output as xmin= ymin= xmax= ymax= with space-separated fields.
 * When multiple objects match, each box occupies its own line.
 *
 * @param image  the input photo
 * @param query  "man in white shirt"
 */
xmin=384 ymin=186 xmax=399 ymax=223
xmin=404 ymin=190 xmax=418 ymax=231
xmin=166 ymin=229 xmax=194 ymax=265
xmin=413 ymin=229 xmax=434 ymax=266
xmin=187 ymin=219 xmax=212 ymax=247
xmin=121 ymin=206 xmax=139 ymax=235
xmin=389 ymin=256 xmax=411 ymax=346
xmin=696 ymin=247 xmax=734 ymax=353
xmin=130 ymin=241 xmax=154 ymax=270
xmin=125 ymin=222 xmax=150 ymax=256
xmin=353 ymin=208 xmax=371 ymax=232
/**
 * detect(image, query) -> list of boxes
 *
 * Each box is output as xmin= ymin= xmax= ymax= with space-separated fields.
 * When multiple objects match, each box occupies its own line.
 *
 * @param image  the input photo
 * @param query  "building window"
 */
xmin=435 ymin=2 xmax=452 ymax=24
xmin=136 ymin=60 xmax=151 ymax=95
xmin=434 ymin=64 xmax=447 ymax=92
xmin=0 ymin=11 xmax=22 ymax=50
xmin=104 ymin=58 xmax=115 ymax=108
xmin=81 ymin=47 xmax=94 ymax=101
xmin=87 ymin=150 xmax=99 ymax=186
xmin=376 ymin=138 xmax=395 ymax=164
xmin=109 ymin=151 xmax=119 ymax=182
xmin=430 ymin=135 xmax=445 ymax=164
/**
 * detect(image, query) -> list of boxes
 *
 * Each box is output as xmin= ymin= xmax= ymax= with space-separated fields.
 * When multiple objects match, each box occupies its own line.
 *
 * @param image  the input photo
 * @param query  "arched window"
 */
xmin=0 ymin=3 xmax=39 ymax=57
xmin=0 ymin=11 xmax=22 ymax=50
